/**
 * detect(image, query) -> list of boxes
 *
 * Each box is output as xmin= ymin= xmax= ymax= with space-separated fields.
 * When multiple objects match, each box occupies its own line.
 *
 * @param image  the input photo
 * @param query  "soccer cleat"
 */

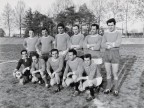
xmin=104 ymin=89 xmax=111 ymax=94
xmin=113 ymin=90 xmax=119 ymax=96
xmin=86 ymin=95 xmax=95 ymax=101
xmin=45 ymin=84 xmax=50 ymax=88
xmin=72 ymin=90 xmax=80 ymax=97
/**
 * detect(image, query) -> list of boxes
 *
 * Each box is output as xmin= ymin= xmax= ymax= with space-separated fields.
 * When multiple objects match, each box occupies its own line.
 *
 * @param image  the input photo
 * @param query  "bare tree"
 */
xmin=2 ymin=3 xmax=14 ymax=37
xmin=15 ymin=0 xmax=26 ymax=37
xmin=52 ymin=0 xmax=74 ymax=16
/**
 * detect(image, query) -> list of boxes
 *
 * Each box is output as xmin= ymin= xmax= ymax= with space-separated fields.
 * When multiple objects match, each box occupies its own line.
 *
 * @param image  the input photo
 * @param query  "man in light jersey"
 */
xmin=23 ymin=29 xmax=38 ymax=58
xmin=69 ymin=24 xmax=84 ymax=57
xmin=31 ymin=53 xmax=49 ymax=88
xmin=47 ymin=49 xmax=64 ymax=92
xmin=35 ymin=28 xmax=55 ymax=62
xmin=83 ymin=24 xmax=102 ymax=65
xmin=77 ymin=54 xmax=102 ymax=101
xmin=101 ymin=18 xmax=122 ymax=96
xmin=62 ymin=49 xmax=83 ymax=96
xmin=54 ymin=23 xmax=70 ymax=58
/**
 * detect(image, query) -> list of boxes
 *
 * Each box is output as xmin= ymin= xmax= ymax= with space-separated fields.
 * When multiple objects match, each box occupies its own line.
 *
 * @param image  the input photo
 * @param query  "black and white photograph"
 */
xmin=0 ymin=0 xmax=144 ymax=108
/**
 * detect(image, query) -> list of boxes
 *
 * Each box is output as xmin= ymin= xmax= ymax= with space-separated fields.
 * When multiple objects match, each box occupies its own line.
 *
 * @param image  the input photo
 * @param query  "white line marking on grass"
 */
xmin=0 ymin=60 xmax=17 ymax=65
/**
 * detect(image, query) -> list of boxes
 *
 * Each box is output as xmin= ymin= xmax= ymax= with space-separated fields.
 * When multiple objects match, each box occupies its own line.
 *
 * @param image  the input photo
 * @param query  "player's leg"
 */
xmin=104 ymin=62 xmax=112 ymax=93
xmin=72 ymin=75 xmax=80 ymax=96
xmin=65 ymin=77 xmax=73 ymax=87
xmin=54 ymin=72 xmax=62 ymax=92
xmin=111 ymin=49 xmax=120 ymax=96
xmin=39 ymin=71 xmax=49 ymax=87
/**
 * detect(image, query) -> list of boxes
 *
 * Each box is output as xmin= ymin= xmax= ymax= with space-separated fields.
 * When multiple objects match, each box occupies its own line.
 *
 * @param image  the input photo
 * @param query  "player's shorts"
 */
xmin=40 ymin=53 xmax=50 ymax=62
xmin=104 ymin=48 xmax=120 ymax=63
xmin=84 ymin=49 xmax=101 ymax=58
xmin=92 ymin=58 xmax=103 ymax=64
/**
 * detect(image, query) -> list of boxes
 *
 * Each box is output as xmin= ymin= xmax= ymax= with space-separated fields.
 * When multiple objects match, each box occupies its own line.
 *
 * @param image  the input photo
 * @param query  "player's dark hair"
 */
xmin=29 ymin=28 xmax=34 ymax=32
xmin=69 ymin=49 xmax=77 ymax=56
xmin=73 ymin=24 xmax=80 ymax=29
xmin=83 ymin=54 xmax=92 ymax=60
xmin=57 ymin=23 xmax=65 ymax=29
xmin=21 ymin=50 xmax=27 ymax=55
xmin=51 ymin=49 xmax=59 ymax=54
xmin=91 ymin=24 xmax=99 ymax=30
xmin=32 ymin=53 xmax=39 ymax=58
xmin=41 ymin=27 xmax=49 ymax=34
xmin=106 ymin=18 xmax=116 ymax=25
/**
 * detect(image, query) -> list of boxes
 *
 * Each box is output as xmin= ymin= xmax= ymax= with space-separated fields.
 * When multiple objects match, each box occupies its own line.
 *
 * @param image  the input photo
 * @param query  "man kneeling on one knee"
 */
xmin=77 ymin=54 xmax=102 ymax=101
xmin=47 ymin=49 xmax=64 ymax=92
xmin=30 ymin=53 xmax=49 ymax=87
xmin=62 ymin=49 xmax=83 ymax=96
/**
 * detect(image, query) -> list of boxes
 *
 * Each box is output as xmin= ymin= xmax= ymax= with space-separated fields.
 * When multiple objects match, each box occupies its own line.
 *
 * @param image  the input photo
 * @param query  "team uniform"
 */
xmin=63 ymin=57 xmax=83 ymax=87
xmin=83 ymin=34 xmax=102 ymax=64
xmin=31 ymin=59 xmax=48 ymax=86
xmin=101 ymin=30 xmax=122 ymax=63
xmin=14 ymin=58 xmax=32 ymax=84
xmin=47 ymin=56 xmax=64 ymax=86
xmin=35 ymin=36 xmax=55 ymax=62
xmin=78 ymin=61 xmax=102 ymax=91
xmin=69 ymin=33 xmax=84 ymax=57
xmin=54 ymin=33 xmax=70 ymax=58
xmin=23 ymin=37 xmax=38 ymax=58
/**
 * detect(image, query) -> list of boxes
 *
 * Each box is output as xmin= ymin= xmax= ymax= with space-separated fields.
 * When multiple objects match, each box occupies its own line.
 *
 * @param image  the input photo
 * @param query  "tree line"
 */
xmin=1 ymin=0 xmax=144 ymax=37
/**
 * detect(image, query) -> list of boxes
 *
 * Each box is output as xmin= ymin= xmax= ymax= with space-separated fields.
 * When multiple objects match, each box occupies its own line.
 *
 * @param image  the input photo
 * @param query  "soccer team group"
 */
xmin=13 ymin=18 xmax=122 ymax=101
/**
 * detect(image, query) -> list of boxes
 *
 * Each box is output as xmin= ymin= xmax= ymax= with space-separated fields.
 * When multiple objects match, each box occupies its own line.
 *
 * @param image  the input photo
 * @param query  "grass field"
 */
xmin=0 ymin=38 xmax=144 ymax=108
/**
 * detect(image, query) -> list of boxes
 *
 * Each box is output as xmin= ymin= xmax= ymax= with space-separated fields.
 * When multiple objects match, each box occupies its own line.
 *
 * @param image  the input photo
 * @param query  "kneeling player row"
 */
xmin=13 ymin=49 xmax=102 ymax=101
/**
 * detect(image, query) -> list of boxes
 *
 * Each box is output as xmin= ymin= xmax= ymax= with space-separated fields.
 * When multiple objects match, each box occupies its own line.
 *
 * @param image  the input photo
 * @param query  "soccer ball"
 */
xmin=15 ymin=71 xmax=22 ymax=79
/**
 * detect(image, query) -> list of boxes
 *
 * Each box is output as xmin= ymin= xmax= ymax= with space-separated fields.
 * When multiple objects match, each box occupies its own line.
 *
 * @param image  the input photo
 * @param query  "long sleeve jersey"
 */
xmin=16 ymin=58 xmax=31 ymax=70
xmin=101 ymin=30 xmax=122 ymax=49
xmin=69 ymin=33 xmax=84 ymax=49
xmin=47 ymin=57 xmax=64 ymax=73
xmin=63 ymin=57 xmax=83 ymax=77
xmin=23 ymin=37 xmax=38 ymax=52
xmin=35 ymin=36 xmax=55 ymax=54
xmin=55 ymin=33 xmax=70 ymax=51
xmin=80 ymin=61 xmax=101 ymax=80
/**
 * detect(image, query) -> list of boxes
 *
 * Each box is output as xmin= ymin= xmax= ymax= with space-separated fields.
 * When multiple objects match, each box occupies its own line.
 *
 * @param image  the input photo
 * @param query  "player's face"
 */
xmin=21 ymin=51 xmax=27 ymax=59
xmin=91 ymin=26 xmax=97 ymax=35
xmin=52 ymin=51 xmax=58 ymax=59
xmin=32 ymin=56 xmax=38 ymax=63
xmin=42 ymin=30 xmax=47 ymax=36
xmin=58 ymin=26 xmax=64 ymax=34
xmin=29 ymin=30 xmax=34 ymax=37
xmin=84 ymin=58 xmax=91 ymax=66
xmin=68 ymin=52 xmax=76 ymax=61
xmin=108 ymin=22 xmax=115 ymax=32
xmin=73 ymin=26 xmax=79 ymax=35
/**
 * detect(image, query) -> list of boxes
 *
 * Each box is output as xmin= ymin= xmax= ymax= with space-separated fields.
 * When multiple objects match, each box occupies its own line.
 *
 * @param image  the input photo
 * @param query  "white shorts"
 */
xmin=89 ymin=77 xmax=102 ymax=86
xmin=92 ymin=58 xmax=103 ymax=65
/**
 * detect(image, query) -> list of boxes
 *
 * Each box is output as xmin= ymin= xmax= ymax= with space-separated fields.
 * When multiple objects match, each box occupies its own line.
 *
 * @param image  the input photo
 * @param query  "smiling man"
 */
xmin=47 ymin=49 xmax=64 ymax=92
xmin=101 ymin=18 xmax=122 ymax=96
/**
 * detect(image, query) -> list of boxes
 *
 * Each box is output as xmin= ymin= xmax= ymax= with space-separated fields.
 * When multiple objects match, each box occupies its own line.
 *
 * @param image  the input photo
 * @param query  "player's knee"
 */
xmin=72 ymin=75 xmax=77 ymax=82
xmin=50 ymin=79 xmax=55 ymax=86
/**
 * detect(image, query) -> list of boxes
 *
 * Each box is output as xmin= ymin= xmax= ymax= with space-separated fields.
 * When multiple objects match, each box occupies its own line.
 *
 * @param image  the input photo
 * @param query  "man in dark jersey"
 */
xmin=13 ymin=50 xmax=32 ymax=85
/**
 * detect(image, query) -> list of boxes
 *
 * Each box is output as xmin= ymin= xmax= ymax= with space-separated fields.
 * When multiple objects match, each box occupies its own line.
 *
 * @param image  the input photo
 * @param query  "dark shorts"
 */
xmin=104 ymin=49 xmax=120 ymax=63
xmin=22 ymin=70 xmax=31 ymax=82
xmin=40 ymin=53 xmax=50 ymax=62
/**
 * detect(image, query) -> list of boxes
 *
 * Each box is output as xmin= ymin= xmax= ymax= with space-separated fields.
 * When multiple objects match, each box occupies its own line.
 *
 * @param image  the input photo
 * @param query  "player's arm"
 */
xmin=54 ymin=35 xmax=57 ymax=49
xmin=63 ymin=61 xmax=70 ymax=80
xmin=74 ymin=34 xmax=84 ymax=50
xmin=23 ymin=38 xmax=27 ymax=50
xmin=113 ymin=32 xmax=122 ymax=47
xmin=46 ymin=59 xmax=52 ymax=78
xmin=83 ymin=36 xmax=88 ymax=49
xmin=13 ymin=59 xmax=22 ymax=74
xmin=35 ymin=38 xmax=41 ymax=54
